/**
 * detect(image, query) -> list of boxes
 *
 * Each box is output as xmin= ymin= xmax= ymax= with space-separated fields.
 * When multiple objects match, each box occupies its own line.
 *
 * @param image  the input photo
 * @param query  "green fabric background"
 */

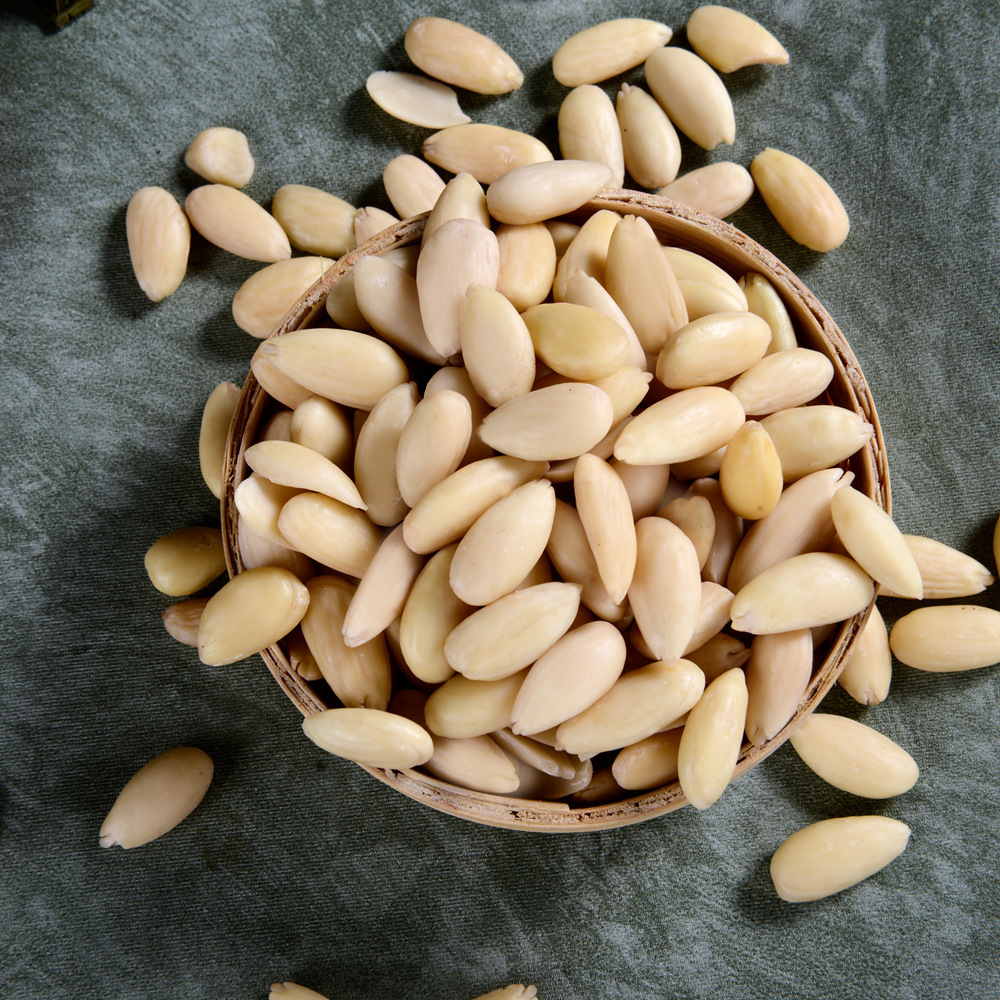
xmin=2 ymin=1 xmax=998 ymax=997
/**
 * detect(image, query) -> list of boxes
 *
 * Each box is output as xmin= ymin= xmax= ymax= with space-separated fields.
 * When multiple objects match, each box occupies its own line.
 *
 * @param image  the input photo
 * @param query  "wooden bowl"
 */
xmin=221 ymin=190 xmax=889 ymax=832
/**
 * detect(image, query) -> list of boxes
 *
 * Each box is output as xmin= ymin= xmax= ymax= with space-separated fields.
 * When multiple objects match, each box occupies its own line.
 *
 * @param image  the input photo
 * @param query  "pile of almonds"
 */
xmin=114 ymin=7 xmax=1000 ymax=915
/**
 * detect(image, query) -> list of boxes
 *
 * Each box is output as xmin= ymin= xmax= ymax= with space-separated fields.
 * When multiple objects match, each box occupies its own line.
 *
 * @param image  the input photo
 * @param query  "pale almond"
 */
xmin=144 ymin=526 xmax=226 ymax=597
xmin=486 ymin=160 xmax=613 ymax=226
xmin=424 ymin=670 xmax=527 ymax=738
xmin=126 ymin=186 xmax=190 ymax=302
xmin=161 ymin=598 xmax=209 ymax=647
xmin=880 ymin=534 xmax=995 ymax=599
xmin=495 ymin=222 xmax=558 ymax=313
xmin=382 ymin=154 xmax=448 ymax=219
xmin=302 ymin=707 xmax=433 ymax=769
xmin=741 ymin=271 xmax=798 ymax=353
xmin=612 ymin=729 xmax=683 ymax=790
xmin=761 ymin=405 xmax=873 ymax=482
xmin=729 ymin=347 xmax=833 ymax=415
xmin=396 ymin=389 xmax=472 ymax=508
xmin=553 ymin=18 xmax=672 ymax=86
xmin=686 ymin=6 xmax=789 ymax=73
xmin=422 ymin=123 xmax=553 ymax=185
xmin=185 ymin=184 xmax=290 ymax=262
xmin=838 ymin=603 xmax=891 ymax=705
xmin=656 ymin=311 xmax=771 ymax=389
xmin=616 ymin=83 xmax=681 ymax=189
xmin=552 ymin=208 xmax=620 ymax=302
xmin=366 ymin=71 xmax=471 ymax=129
xmin=657 ymin=162 xmax=753 ymax=218
xmin=244 ymin=440 xmax=365 ymax=509
xmin=522 ymin=302 xmax=630 ymax=381
xmin=889 ymin=605 xmax=1000 ymax=671
xmin=744 ymin=628 xmax=813 ymax=745
xmin=289 ymin=396 xmax=352 ymax=469
xmin=277 ymin=493 xmax=381 ymax=578
xmin=354 ymin=205 xmax=400 ymax=245
xmin=558 ymin=85 xmax=625 ymax=188
xmin=232 ymin=256 xmax=334 ymax=339
xmin=198 ymin=381 xmax=241 ymax=500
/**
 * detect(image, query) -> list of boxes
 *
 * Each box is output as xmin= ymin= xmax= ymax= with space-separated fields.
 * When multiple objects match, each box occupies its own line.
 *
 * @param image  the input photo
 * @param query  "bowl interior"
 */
xmin=221 ymin=191 xmax=889 ymax=832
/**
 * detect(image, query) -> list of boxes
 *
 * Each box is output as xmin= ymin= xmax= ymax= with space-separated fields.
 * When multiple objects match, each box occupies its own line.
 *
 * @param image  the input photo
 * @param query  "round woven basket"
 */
xmin=220 ymin=190 xmax=889 ymax=832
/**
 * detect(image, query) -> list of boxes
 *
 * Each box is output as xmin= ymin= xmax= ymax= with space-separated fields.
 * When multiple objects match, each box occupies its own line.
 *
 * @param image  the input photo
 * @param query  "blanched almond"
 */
xmin=354 ymin=206 xmax=399 ymax=245
xmin=185 ymin=184 xmax=290 ymax=262
xmin=486 ymin=160 xmax=613 ymax=226
xmin=686 ymin=477 xmax=745 ymax=586
xmin=479 ymin=383 xmax=615 ymax=462
xmin=300 ymin=575 xmax=391 ymax=709
xmin=730 ymin=552 xmax=874 ymax=634
xmin=628 ymin=517 xmax=702 ymax=662
xmin=444 ymin=582 xmax=582 ymax=681
xmin=126 ymin=187 xmax=190 ymax=302
xmin=184 ymin=127 xmax=254 ymax=187
xmin=558 ymin=85 xmax=625 ymax=188
xmin=366 ymin=71 xmax=471 ymax=129
xmin=750 ymin=148 xmax=850 ymax=252
xmin=616 ymin=83 xmax=681 ymax=189
xmin=232 ymin=256 xmax=334 ymax=339
xmin=741 ymin=272 xmax=798 ymax=354
xmin=678 ymin=666 xmax=748 ymax=809
xmin=197 ymin=566 xmax=310 ymax=665
xmin=613 ymin=459 xmax=671 ymax=520
xmin=144 ymin=526 xmax=225 ymax=597
xmin=686 ymin=6 xmax=789 ymax=73
xmin=236 ymin=517 xmax=314 ymax=580
xmin=687 ymin=632 xmax=751 ymax=681
xmin=553 ymin=18 xmax=672 ymax=86
xmin=490 ymin=728 xmax=577 ymax=780
xmin=395 ymin=390 xmax=472 ymax=508
xmin=324 ymin=269 xmax=369 ymax=332
xmin=302 ymin=708 xmax=433 ymax=769
xmin=556 ymin=659 xmax=705 ymax=758
xmin=657 ymin=162 xmax=753 ymax=218
xmin=382 ymin=154 xmax=447 ymax=219
xmin=417 ymin=217 xmax=500 ymax=358
xmin=450 ymin=480 xmax=556 ymax=607
xmin=552 ymin=208 xmax=621 ymax=302
xmin=770 ymin=816 xmax=911 ymax=902
xmin=523 ymin=302 xmax=630 ymax=380
xmin=422 ymin=124 xmax=553 ymax=185
xmin=663 ymin=247 xmax=748 ymax=307
xmin=198 ymin=381 xmax=241 ymax=500
xmin=277 ymin=493 xmax=381 ymax=578
xmin=719 ymin=420 xmax=784 ymax=521
xmin=880 ymin=535 xmax=995 ymax=599
xmin=289 ymin=396 xmax=352 ymax=468
xmin=612 ymin=729 xmax=683 ymax=790
xmin=604 ymin=214 xmax=688 ymax=354
xmin=613 ymin=386 xmax=745 ymax=465
xmin=790 ymin=713 xmax=919 ymax=799
xmin=683 ymin=580 xmax=735 ymax=655
xmin=244 ymin=440 xmax=365 ymax=509
xmin=424 ymin=670 xmax=527 ymax=738
xmin=270 ymin=184 xmax=355 ymax=257
xmin=259 ymin=327 xmax=409 ymax=411
xmin=762 ymin=405 xmax=874 ymax=482
xmin=422 ymin=171 xmax=490 ymax=244
xmin=495 ymin=222 xmax=558 ymax=313
xmin=729 ymin=348 xmax=834 ymax=415
xmin=831 ymin=487 xmax=923 ymax=599
xmin=460 ymin=284 xmax=536 ymax=406
xmin=838 ymin=604 xmax=891 ymax=705
xmin=889 ymin=605 xmax=1000 ymax=671
xmin=99 ymin=747 xmax=213 ymax=849
xmin=644 ymin=47 xmax=735 ymax=150
xmin=250 ymin=347 xmax=313 ymax=409
xmin=162 ymin=597 xmax=209 ymax=647
xmin=562 ymin=272 xmax=647 ymax=370
xmin=744 ymin=628 xmax=812 ymax=745
xmin=404 ymin=17 xmax=523 ymax=95
xmin=402 ymin=458 xmax=544 ymax=555
xmin=656 ymin=311 xmax=771 ymax=389
xmin=659 ymin=494 xmax=715 ymax=570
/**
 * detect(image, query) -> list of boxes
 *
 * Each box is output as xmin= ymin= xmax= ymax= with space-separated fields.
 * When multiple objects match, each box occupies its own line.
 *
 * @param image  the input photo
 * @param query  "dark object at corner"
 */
xmin=52 ymin=0 xmax=94 ymax=29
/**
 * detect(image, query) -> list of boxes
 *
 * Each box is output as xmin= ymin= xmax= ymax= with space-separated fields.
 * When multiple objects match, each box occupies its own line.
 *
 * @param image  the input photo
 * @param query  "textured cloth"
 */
xmin=1 ymin=1 xmax=999 ymax=998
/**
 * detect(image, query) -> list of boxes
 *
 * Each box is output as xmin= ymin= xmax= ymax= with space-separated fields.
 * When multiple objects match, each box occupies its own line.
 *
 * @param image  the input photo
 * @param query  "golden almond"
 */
xmin=495 ymin=222 xmax=558 ymax=313
xmin=831 ymin=486 xmax=923 ymax=599
xmin=744 ymin=628 xmax=812 ymax=745
xmin=277 ymin=493 xmax=381 ymax=578
xmin=644 ymin=46 xmax=735 ymax=150
xmin=399 ymin=543 xmax=469 ymax=684
xmin=686 ymin=6 xmax=789 ymax=73
xmin=404 ymin=16 xmax=523 ymax=95
xmin=232 ymin=256 xmax=334 ymax=339
xmin=198 ymin=381 xmax=241 ymax=500
xmin=302 ymin=707 xmax=433 ymax=769
xmin=556 ymin=659 xmax=705 ymax=758
xmin=511 ymin=621 xmax=626 ymax=735
xmin=366 ymin=71 xmax=471 ymax=129
xmin=460 ymin=284 xmax=537 ymax=406
xmin=422 ymin=123 xmax=553 ymax=184
xmin=523 ymin=302 xmax=630 ymax=381
xmin=656 ymin=311 xmax=771 ymax=389
xmin=479 ymin=382 xmax=615 ymax=462
xmin=629 ymin=516 xmax=702 ymax=662
xmin=184 ymin=126 xmax=254 ymax=186
xmin=719 ymin=420 xmax=784 ymax=520
xmin=99 ymin=747 xmax=213 ymax=848
xmin=889 ymin=605 xmax=1000 ymax=671
xmin=880 ymin=534 xmax=995 ymax=599
xmin=612 ymin=729 xmax=683 ymax=790
xmin=444 ymin=582 xmax=582 ymax=681
xmin=486 ymin=160 xmax=613 ymax=226
xmin=790 ymin=713 xmax=919 ymax=798
xmin=558 ymin=85 xmax=625 ymax=188
xmin=614 ymin=386 xmax=745 ymax=465
xmin=616 ymin=82 xmax=680 ymax=189
xmin=424 ymin=670 xmax=528 ymax=738
xmin=727 ymin=467 xmax=853 ymax=593
xmin=450 ymin=480 xmax=556 ymax=607
xmin=126 ymin=186 xmax=190 ymax=302
xmin=244 ymin=440 xmax=365 ymax=508
xmin=402 ymin=456 xmax=549 ymax=555
xmin=762 ymin=405 xmax=874 ymax=482
xmin=741 ymin=271 xmax=798 ymax=353
xmin=604 ymin=214 xmax=688 ymax=353
xmin=562 ymin=271 xmax=647 ymax=370
xmin=417 ymin=217 xmax=500 ymax=358
xmin=185 ymin=184 xmax=290 ymax=262
xmin=730 ymin=552 xmax=874 ymax=634
xmin=657 ymin=162 xmax=753 ymax=218
xmin=395 ymin=389 xmax=473 ymax=508
xmin=678 ymin=666 xmax=748 ymax=809
xmin=553 ymin=17 xmax=672 ymax=86
xmin=574 ymin=453 xmax=636 ymax=604
xmin=144 ymin=526 xmax=225 ymax=597
xmin=300 ymin=575 xmax=391 ymax=709
xmin=259 ymin=327 xmax=409 ymax=411
xmin=197 ymin=566 xmax=310 ymax=665
xmin=770 ymin=816 xmax=911 ymax=902
xmin=751 ymin=147 xmax=850 ymax=252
